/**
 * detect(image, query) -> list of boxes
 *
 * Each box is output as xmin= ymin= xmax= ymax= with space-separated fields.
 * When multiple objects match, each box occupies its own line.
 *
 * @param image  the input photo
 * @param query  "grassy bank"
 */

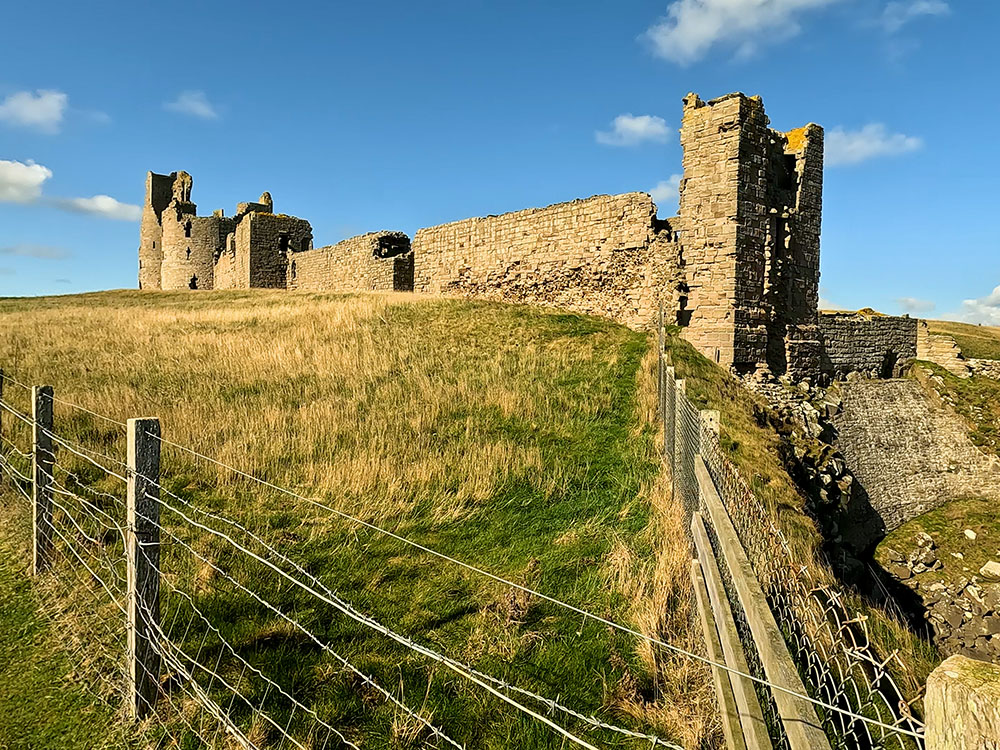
xmin=661 ymin=325 xmax=938 ymax=698
xmin=0 ymin=510 xmax=124 ymax=750
xmin=0 ymin=291 xmax=716 ymax=748
xmin=914 ymin=362 xmax=1000 ymax=458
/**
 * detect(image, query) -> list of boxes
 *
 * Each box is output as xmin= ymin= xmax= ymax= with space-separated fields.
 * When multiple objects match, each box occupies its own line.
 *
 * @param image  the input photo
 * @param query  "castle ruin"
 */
xmin=138 ymin=92 xmax=915 ymax=381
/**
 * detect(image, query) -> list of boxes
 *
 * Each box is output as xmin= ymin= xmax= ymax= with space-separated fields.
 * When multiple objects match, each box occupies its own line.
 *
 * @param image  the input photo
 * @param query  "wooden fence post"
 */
xmin=926 ymin=655 xmax=1000 ymax=749
xmin=32 ymin=385 xmax=54 ymax=575
xmin=0 ymin=368 xmax=5 ymax=445
xmin=127 ymin=417 xmax=161 ymax=720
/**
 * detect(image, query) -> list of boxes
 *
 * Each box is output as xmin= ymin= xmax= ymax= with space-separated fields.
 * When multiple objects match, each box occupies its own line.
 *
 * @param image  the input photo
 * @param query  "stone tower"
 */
xmin=138 ymin=171 xmax=191 ymax=290
xmin=675 ymin=93 xmax=823 ymax=377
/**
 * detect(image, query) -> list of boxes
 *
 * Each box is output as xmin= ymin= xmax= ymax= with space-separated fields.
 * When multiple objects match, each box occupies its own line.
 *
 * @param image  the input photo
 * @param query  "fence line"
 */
xmin=0 ymin=378 xmax=715 ymax=749
xmin=656 ymin=326 xmax=925 ymax=750
xmin=0 ymin=373 xmax=932 ymax=749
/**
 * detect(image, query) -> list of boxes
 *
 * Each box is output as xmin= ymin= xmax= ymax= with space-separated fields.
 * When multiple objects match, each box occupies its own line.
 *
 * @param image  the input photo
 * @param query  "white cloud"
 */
xmin=0 ymin=90 xmax=68 ymax=134
xmin=0 ymin=243 xmax=69 ymax=259
xmin=955 ymin=285 xmax=1000 ymax=327
xmin=882 ymin=0 xmax=949 ymax=32
xmin=896 ymin=296 xmax=935 ymax=313
xmin=0 ymin=159 xmax=53 ymax=202
xmin=650 ymin=174 xmax=683 ymax=207
xmin=643 ymin=0 xmax=841 ymax=64
xmin=596 ymin=114 xmax=670 ymax=147
xmin=56 ymin=195 xmax=142 ymax=222
xmin=825 ymin=123 xmax=922 ymax=166
xmin=164 ymin=90 xmax=219 ymax=120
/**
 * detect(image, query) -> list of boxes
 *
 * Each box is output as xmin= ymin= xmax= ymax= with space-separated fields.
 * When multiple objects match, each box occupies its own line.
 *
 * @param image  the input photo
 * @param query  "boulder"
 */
xmin=980 ymin=561 xmax=1000 ymax=582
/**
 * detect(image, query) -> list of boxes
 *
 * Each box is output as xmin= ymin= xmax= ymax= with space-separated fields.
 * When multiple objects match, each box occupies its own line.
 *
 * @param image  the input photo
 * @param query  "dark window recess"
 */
xmin=152 ymin=241 xmax=156 ymax=249
xmin=189 ymin=275 xmax=198 ymax=290
xmin=184 ymin=221 xmax=192 ymax=238
xmin=278 ymin=234 xmax=289 ymax=253
xmin=302 ymin=237 xmax=310 ymax=252
xmin=676 ymin=295 xmax=692 ymax=327
xmin=290 ymin=261 xmax=297 ymax=280
xmin=186 ymin=248 xmax=191 ymax=260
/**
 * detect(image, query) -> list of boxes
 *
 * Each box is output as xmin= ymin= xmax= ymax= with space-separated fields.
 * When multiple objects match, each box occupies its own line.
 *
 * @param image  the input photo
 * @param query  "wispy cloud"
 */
xmin=896 ymin=296 xmax=935 ymax=313
xmin=0 ymin=243 xmax=70 ymax=260
xmin=825 ymin=123 xmax=922 ymax=166
xmin=643 ymin=0 xmax=842 ymax=64
xmin=881 ymin=0 xmax=949 ymax=32
xmin=55 ymin=195 xmax=142 ymax=222
xmin=596 ymin=114 xmax=670 ymax=147
xmin=955 ymin=285 xmax=1000 ymax=327
xmin=0 ymin=90 xmax=68 ymax=134
xmin=650 ymin=174 xmax=682 ymax=208
xmin=164 ymin=90 xmax=219 ymax=120
xmin=0 ymin=159 xmax=53 ymax=203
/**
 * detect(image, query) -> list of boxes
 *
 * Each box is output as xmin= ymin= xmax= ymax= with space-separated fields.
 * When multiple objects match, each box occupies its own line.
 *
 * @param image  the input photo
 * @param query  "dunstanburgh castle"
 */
xmin=139 ymin=92 xmax=922 ymax=382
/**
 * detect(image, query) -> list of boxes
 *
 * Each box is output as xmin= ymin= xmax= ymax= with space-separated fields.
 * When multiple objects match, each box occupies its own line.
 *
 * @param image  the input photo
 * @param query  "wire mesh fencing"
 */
xmin=655 ymin=329 xmax=925 ymax=750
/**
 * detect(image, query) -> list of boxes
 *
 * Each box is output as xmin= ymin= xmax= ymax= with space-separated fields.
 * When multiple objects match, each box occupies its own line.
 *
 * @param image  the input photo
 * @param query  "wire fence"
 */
xmin=0 ymin=362 xmax=933 ymax=750
xmin=656 ymin=332 xmax=926 ymax=750
xmin=0 ymin=372 xmax=697 ymax=750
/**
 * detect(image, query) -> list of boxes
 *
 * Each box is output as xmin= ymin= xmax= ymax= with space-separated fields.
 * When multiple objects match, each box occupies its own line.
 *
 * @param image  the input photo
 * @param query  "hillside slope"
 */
xmin=0 ymin=290 xmax=716 ymax=749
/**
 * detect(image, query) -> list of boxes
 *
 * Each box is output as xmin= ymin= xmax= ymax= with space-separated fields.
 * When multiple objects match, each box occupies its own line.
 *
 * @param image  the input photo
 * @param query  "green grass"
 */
xmin=0 ymin=291 xmax=714 ymax=749
xmin=876 ymin=497 xmax=1000 ymax=590
xmin=914 ymin=362 xmax=1000 ymax=457
xmin=0 ymin=513 xmax=124 ymax=750
xmin=926 ymin=319 xmax=1000 ymax=360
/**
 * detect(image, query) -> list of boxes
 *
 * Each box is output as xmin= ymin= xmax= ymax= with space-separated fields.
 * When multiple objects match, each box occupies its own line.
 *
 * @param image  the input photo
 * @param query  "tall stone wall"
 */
xmin=818 ymin=312 xmax=917 ymax=379
xmin=411 ymin=193 xmax=678 ymax=329
xmin=214 ymin=230 xmax=248 ymax=290
xmin=832 ymin=379 xmax=1000 ymax=533
xmin=288 ymin=231 xmax=413 ymax=292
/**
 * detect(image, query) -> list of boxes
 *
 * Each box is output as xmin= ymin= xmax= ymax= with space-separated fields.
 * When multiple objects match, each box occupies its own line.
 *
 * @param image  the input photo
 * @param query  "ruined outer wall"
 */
xmin=818 ymin=313 xmax=917 ymax=378
xmin=411 ymin=193 xmax=677 ymax=329
xmin=288 ymin=232 xmax=412 ymax=292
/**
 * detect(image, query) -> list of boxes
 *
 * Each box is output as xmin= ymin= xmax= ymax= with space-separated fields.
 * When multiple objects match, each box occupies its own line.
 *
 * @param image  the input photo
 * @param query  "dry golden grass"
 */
xmin=0 ymin=289 xmax=712 ymax=748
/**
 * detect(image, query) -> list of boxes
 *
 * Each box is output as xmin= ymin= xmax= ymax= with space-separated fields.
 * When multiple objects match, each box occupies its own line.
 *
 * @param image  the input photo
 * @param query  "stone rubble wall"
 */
xmin=288 ymin=231 xmax=413 ymax=292
xmin=818 ymin=313 xmax=917 ymax=379
xmin=411 ymin=193 xmax=678 ymax=329
xmin=969 ymin=358 xmax=1000 ymax=380
xmin=832 ymin=379 xmax=1000 ymax=533
xmin=917 ymin=321 xmax=972 ymax=377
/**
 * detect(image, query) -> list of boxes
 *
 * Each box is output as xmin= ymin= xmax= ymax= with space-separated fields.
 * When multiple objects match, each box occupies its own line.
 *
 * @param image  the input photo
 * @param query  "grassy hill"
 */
xmin=0 ymin=291 xmax=716 ymax=749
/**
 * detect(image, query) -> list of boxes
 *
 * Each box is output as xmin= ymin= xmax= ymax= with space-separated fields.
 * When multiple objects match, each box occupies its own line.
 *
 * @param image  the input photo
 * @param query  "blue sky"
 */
xmin=1 ymin=0 xmax=998 ymax=322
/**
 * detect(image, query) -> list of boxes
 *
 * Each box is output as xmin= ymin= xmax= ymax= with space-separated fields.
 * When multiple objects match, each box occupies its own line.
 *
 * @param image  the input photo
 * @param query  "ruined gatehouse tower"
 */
xmin=674 ymin=93 xmax=824 ymax=377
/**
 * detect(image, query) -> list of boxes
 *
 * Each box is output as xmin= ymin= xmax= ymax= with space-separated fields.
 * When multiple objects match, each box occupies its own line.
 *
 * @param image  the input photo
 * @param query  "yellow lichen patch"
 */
xmin=784 ymin=126 xmax=809 ymax=152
